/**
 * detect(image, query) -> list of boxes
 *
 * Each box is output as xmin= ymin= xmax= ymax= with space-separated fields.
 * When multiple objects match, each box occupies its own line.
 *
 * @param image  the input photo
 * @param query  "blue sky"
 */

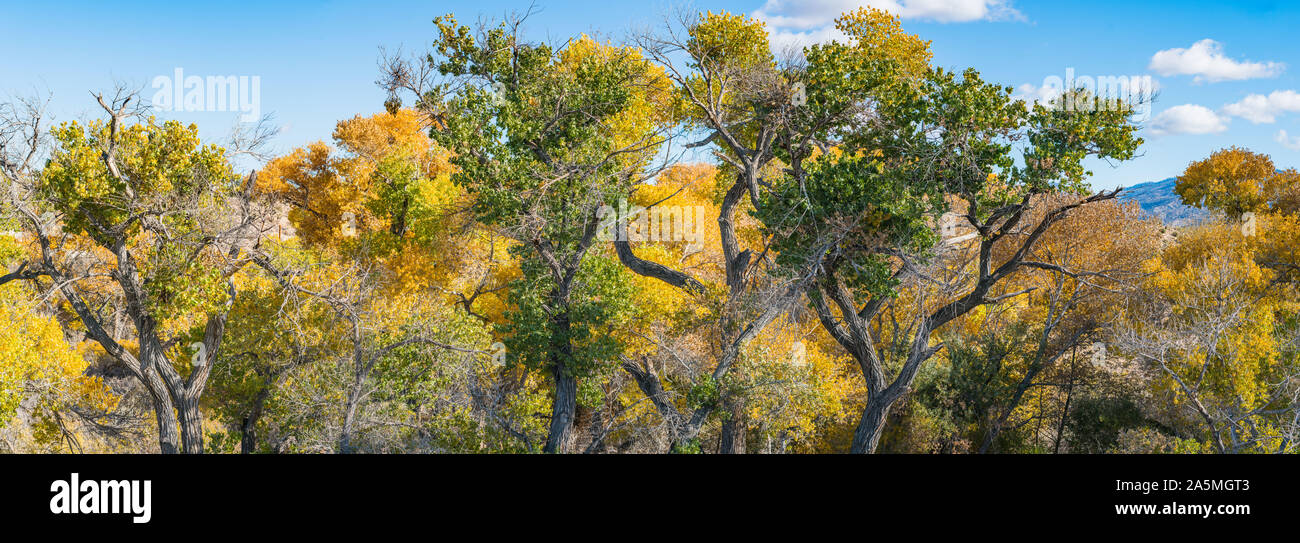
xmin=2 ymin=0 xmax=1297 ymax=189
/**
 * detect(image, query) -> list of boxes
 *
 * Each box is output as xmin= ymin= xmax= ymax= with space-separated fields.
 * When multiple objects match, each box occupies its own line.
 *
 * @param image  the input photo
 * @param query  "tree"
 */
xmin=244 ymin=107 xmax=515 ymax=453
xmin=607 ymin=160 xmax=864 ymax=453
xmin=1 ymin=91 xmax=272 ymax=453
xmin=384 ymin=13 xmax=678 ymax=452
xmin=1174 ymin=146 xmax=1295 ymax=219
xmin=1116 ymin=224 xmax=1300 ymax=453
xmin=608 ymin=9 xmax=908 ymax=452
xmin=1116 ymin=147 xmax=1300 ymax=453
xmin=0 ymin=272 xmax=121 ymax=452
xmin=753 ymin=8 xmax=1145 ymax=453
xmin=969 ymin=196 xmax=1159 ymax=452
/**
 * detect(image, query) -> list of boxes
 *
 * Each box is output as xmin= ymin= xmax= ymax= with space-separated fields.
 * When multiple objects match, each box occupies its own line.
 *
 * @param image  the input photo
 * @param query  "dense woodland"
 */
xmin=1 ymin=7 xmax=1297 ymax=454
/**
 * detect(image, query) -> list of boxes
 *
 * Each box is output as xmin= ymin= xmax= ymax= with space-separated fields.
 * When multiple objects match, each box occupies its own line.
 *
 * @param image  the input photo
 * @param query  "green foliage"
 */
xmin=500 ymin=254 xmax=636 ymax=379
xmin=1068 ymin=397 xmax=1153 ymax=454
xmin=759 ymin=153 xmax=942 ymax=298
xmin=429 ymin=19 xmax=670 ymax=237
xmin=671 ymin=438 xmax=703 ymax=454
xmin=686 ymin=374 xmax=721 ymax=411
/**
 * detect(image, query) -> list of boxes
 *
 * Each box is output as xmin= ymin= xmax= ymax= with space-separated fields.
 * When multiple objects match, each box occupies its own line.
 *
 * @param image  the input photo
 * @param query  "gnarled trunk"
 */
xmin=542 ymin=286 xmax=578 ymax=454
xmin=850 ymin=398 xmax=893 ymax=454
xmin=177 ymin=395 xmax=204 ymax=454
xmin=719 ymin=396 xmax=747 ymax=454
xmin=545 ymin=362 xmax=578 ymax=453
xmin=152 ymin=396 xmax=181 ymax=454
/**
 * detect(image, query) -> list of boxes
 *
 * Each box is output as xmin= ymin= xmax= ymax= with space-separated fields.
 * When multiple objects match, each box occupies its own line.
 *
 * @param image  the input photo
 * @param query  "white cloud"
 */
xmin=767 ymin=25 xmax=848 ymax=55
xmin=1014 ymin=82 xmax=1063 ymax=105
xmin=1149 ymin=104 xmax=1230 ymax=136
xmin=1148 ymin=39 xmax=1284 ymax=83
xmin=755 ymin=0 xmax=1021 ymax=26
xmin=1223 ymin=90 xmax=1300 ymax=124
xmin=754 ymin=1 xmax=1022 ymax=50
xmin=1277 ymin=130 xmax=1300 ymax=151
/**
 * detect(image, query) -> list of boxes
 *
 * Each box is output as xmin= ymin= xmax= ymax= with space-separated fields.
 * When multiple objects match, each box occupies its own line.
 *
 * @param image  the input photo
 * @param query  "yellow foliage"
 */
xmin=560 ymin=36 xmax=678 ymax=156
xmin=1175 ymin=146 xmax=1278 ymax=218
xmin=0 ymin=283 xmax=118 ymax=452
xmin=833 ymin=7 xmax=934 ymax=79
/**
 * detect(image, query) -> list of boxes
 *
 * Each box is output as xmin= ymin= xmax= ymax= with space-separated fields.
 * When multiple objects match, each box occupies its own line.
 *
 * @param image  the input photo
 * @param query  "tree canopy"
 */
xmin=1 ymin=7 xmax=1296 ymax=456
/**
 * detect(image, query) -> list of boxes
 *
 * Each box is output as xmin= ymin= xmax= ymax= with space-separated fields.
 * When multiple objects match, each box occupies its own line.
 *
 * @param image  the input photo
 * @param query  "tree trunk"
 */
xmin=543 ymin=286 xmax=577 ymax=454
xmin=719 ymin=396 xmax=747 ymax=454
xmin=137 ymin=351 xmax=182 ymax=454
xmin=241 ymin=385 xmax=272 ymax=454
xmin=177 ymin=395 xmax=204 ymax=454
xmin=152 ymin=396 xmax=181 ymax=454
xmin=850 ymin=398 xmax=893 ymax=454
xmin=240 ymin=417 xmax=259 ymax=454
xmin=339 ymin=325 xmax=368 ymax=454
xmin=339 ymin=362 xmax=365 ymax=453
xmin=544 ymin=360 xmax=577 ymax=453
xmin=339 ymin=390 xmax=361 ymax=454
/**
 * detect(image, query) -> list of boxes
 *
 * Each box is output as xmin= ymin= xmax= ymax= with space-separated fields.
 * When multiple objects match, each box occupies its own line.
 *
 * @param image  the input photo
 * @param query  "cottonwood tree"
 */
xmin=0 ymin=90 xmax=272 ymax=453
xmin=1118 ymin=162 xmax=1300 ymax=454
xmin=750 ymin=8 xmax=1145 ymax=453
xmin=1172 ymin=147 xmax=1300 ymax=284
xmin=246 ymin=108 xmax=512 ymax=453
xmin=1114 ymin=148 xmax=1300 ymax=453
xmin=609 ymin=163 xmax=855 ymax=453
xmin=382 ymin=13 xmax=678 ymax=452
xmin=1115 ymin=229 xmax=1300 ymax=453
xmin=247 ymin=248 xmax=494 ymax=453
xmin=1173 ymin=146 xmax=1298 ymax=219
xmin=0 ymin=259 xmax=125 ymax=452
xmin=968 ymin=196 xmax=1159 ymax=452
xmin=609 ymin=9 xmax=929 ymax=452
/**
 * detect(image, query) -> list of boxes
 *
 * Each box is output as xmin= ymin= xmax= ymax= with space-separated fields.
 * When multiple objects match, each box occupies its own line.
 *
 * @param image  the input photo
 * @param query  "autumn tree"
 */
xmin=0 ymin=267 xmax=123 ymax=452
xmin=749 ymin=8 xmax=1145 ymax=453
xmin=1115 ymin=147 xmax=1300 ymax=453
xmin=1116 ymin=225 xmax=1300 ymax=453
xmin=1174 ymin=146 xmax=1298 ymax=219
xmin=604 ymin=9 xmax=912 ymax=452
xmin=608 ymin=162 xmax=857 ymax=453
xmin=0 ymin=90 xmax=273 ymax=453
xmin=383 ymin=13 xmax=678 ymax=452
xmin=961 ymin=197 xmax=1159 ymax=452
xmin=233 ymin=106 xmax=518 ymax=453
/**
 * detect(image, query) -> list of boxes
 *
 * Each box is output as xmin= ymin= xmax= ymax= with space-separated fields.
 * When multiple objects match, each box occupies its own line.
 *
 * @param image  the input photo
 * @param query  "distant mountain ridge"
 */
xmin=1116 ymin=177 xmax=1210 ymax=227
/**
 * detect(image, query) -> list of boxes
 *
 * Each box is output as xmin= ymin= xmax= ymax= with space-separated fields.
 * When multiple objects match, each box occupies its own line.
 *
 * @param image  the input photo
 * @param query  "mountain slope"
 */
xmin=1116 ymin=177 xmax=1210 ymax=227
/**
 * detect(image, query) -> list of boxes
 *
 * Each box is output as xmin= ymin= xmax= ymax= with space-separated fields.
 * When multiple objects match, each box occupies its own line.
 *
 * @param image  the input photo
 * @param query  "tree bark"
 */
xmin=543 ymin=291 xmax=578 ymax=453
xmin=719 ymin=396 xmax=747 ymax=454
xmin=177 ymin=395 xmax=204 ymax=454
xmin=544 ymin=361 xmax=578 ymax=453
xmin=241 ymin=384 xmax=273 ymax=454
xmin=851 ymin=398 xmax=893 ymax=454
xmin=151 ymin=397 xmax=181 ymax=454
xmin=339 ymin=383 xmax=362 ymax=454
xmin=338 ymin=315 xmax=368 ymax=454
